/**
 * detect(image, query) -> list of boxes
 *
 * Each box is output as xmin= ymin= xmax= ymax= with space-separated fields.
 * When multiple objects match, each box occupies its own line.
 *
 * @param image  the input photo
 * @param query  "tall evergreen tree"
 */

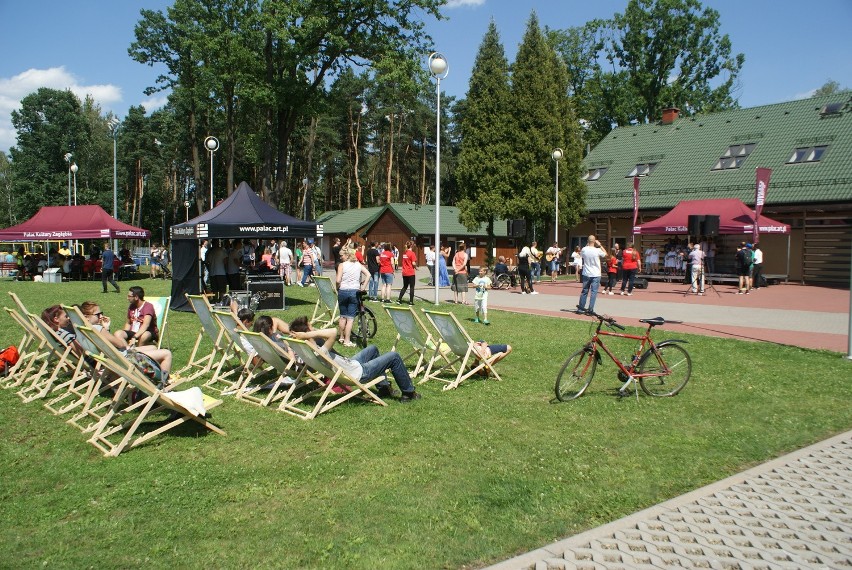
xmin=508 ymin=13 xmax=585 ymax=239
xmin=455 ymin=21 xmax=513 ymax=258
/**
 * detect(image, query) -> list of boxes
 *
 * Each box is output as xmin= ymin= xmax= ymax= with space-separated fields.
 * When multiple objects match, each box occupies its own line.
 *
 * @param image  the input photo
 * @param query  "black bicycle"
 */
xmin=351 ymin=290 xmax=378 ymax=348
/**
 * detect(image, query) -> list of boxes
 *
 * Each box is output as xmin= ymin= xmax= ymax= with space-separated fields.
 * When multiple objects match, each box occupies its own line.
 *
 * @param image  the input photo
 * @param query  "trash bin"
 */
xmin=43 ymin=268 xmax=62 ymax=283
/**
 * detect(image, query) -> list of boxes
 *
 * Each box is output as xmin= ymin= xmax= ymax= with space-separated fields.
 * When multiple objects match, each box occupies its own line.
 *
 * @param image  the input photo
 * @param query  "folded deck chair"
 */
xmin=146 ymin=296 xmax=171 ymax=349
xmin=384 ymin=305 xmax=449 ymax=378
xmin=175 ymin=294 xmax=234 ymax=382
xmin=2 ymin=307 xmax=50 ymax=389
xmin=277 ymin=337 xmax=386 ymax=420
xmin=421 ymin=309 xmax=504 ymax=390
xmin=235 ymin=331 xmax=301 ymax=407
xmin=310 ymin=276 xmax=339 ymax=329
xmin=87 ymin=354 xmax=225 ymax=457
xmin=209 ymin=310 xmax=262 ymax=394
xmin=16 ymin=313 xmax=82 ymax=403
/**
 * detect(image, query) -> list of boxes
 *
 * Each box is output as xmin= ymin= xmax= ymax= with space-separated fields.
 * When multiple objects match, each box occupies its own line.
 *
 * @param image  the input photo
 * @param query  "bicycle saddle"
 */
xmin=639 ymin=316 xmax=682 ymax=326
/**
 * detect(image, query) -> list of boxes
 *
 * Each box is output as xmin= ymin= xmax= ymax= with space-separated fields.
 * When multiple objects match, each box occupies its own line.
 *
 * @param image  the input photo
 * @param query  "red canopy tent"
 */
xmin=0 ymin=205 xmax=150 ymax=241
xmin=633 ymin=198 xmax=790 ymax=235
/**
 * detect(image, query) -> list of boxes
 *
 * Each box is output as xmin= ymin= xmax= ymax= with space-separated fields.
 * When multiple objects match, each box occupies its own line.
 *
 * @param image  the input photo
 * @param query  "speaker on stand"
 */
xmin=703 ymin=215 xmax=720 ymax=236
xmin=687 ymin=215 xmax=704 ymax=236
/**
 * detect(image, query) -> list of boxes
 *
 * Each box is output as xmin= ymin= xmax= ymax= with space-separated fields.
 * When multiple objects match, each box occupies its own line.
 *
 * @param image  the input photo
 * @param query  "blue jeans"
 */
xmin=578 ymin=275 xmax=601 ymax=312
xmin=531 ymin=262 xmax=541 ymax=282
xmin=300 ymin=264 xmax=313 ymax=285
xmin=620 ymin=268 xmax=636 ymax=293
xmin=351 ymin=345 xmax=414 ymax=393
xmin=368 ymin=271 xmax=379 ymax=299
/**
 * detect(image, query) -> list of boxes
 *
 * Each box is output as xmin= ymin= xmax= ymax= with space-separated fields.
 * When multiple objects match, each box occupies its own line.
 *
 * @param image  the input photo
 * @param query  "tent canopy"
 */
xmin=169 ymin=181 xmax=322 ymax=311
xmin=0 ymin=205 xmax=150 ymax=241
xmin=633 ymin=198 xmax=790 ymax=235
xmin=170 ymin=181 xmax=322 ymax=240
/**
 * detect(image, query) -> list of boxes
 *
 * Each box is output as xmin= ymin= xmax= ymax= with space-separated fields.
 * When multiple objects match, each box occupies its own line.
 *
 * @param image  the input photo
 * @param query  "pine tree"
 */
xmin=455 ymin=21 xmax=513 ymax=259
xmin=508 ymin=12 xmax=585 ymax=240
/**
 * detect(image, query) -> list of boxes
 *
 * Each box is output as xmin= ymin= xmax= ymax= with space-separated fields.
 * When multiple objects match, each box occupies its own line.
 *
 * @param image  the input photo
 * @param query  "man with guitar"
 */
xmin=545 ymin=242 xmax=565 ymax=282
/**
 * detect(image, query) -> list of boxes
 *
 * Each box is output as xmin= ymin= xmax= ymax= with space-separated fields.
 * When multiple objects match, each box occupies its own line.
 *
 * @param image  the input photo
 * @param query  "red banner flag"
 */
xmin=753 ymin=167 xmax=772 ymax=242
xmin=632 ymin=177 xmax=640 ymax=231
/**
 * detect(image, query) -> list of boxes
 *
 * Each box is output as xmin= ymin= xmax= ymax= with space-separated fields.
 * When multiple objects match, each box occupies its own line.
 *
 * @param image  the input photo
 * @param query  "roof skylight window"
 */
xmin=712 ymin=144 xmax=755 ymax=170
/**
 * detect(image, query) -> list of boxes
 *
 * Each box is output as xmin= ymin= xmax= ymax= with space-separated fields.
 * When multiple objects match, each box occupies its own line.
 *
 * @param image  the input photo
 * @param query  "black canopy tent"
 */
xmin=169 ymin=181 xmax=322 ymax=311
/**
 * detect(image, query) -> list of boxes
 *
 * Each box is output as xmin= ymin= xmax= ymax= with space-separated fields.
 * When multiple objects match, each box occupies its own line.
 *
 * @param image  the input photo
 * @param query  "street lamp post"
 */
xmin=161 ymin=209 xmax=166 ymax=245
xmin=204 ymin=136 xmax=219 ymax=209
xmin=70 ymin=163 xmax=78 ymax=205
xmin=184 ymin=200 xmax=190 ymax=222
xmin=551 ymin=148 xmax=563 ymax=244
xmin=108 ymin=118 xmax=119 ymax=220
xmin=64 ymin=153 xmax=73 ymax=206
xmin=428 ymin=52 xmax=448 ymax=306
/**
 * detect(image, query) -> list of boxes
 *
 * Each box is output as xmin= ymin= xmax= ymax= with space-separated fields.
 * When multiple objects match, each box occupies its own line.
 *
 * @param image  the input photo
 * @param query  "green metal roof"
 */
xmin=319 ymin=203 xmax=510 ymax=237
xmin=583 ymin=94 xmax=852 ymax=213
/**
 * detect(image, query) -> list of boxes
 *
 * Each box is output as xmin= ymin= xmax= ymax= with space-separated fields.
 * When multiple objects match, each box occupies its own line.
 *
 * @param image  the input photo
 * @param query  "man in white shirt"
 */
xmin=277 ymin=240 xmax=294 ymax=285
xmin=576 ymin=235 xmax=607 ymax=313
xmin=751 ymin=242 xmax=764 ymax=289
xmin=688 ymin=244 xmax=705 ymax=295
xmin=424 ymin=246 xmax=436 ymax=286
xmin=199 ymin=239 xmax=210 ymax=288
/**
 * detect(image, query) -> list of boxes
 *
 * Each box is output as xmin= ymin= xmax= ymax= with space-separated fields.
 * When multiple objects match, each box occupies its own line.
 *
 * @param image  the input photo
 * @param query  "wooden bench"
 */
xmin=0 ymin=262 xmax=20 ymax=279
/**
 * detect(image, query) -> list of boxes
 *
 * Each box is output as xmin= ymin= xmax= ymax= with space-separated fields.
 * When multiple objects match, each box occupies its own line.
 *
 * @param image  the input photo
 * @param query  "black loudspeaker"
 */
xmin=687 ymin=215 xmax=704 ymax=236
xmin=633 ymin=278 xmax=649 ymax=290
xmin=508 ymin=219 xmax=526 ymax=237
xmin=246 ymin=279 xmax=286 ymax=310
xmin=703 ymin=215 xmax=720 ymax=236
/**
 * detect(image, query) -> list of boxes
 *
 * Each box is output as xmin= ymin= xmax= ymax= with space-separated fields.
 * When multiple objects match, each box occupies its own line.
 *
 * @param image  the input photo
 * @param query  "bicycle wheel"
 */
xmin=638 ymin=341 xmax=691 ymax=397
xmin=352 ymin=306 xmax=377 ymax=348
xmin=555 ymin=346 xmax=598 ymax=401
xmin=495 ymin=274 xmax=510 ymax=289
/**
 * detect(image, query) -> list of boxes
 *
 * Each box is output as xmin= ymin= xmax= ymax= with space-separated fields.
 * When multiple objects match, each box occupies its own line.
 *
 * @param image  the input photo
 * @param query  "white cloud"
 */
xmin=141 ymin=94 xmax=169 ymax=112
xmin=444 ymin=0 xmax=485 ymax=8
xmin=0 ymin=66 xmax=123 ymax=153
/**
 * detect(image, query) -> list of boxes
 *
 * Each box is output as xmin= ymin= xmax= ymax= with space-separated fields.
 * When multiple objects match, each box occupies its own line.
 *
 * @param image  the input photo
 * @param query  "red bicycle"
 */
xmin=555 ymin=310 xmax=692 ymax=401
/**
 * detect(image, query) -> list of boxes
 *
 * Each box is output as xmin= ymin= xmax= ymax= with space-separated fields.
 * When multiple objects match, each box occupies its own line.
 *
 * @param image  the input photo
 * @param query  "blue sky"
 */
xmin=1 ymin=0 xmax=850 ymax=153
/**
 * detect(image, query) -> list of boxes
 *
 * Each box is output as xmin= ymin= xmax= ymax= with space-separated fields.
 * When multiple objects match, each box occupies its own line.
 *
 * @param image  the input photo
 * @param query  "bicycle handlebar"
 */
xmin=582 ymin=309 xmax=625 ymax=330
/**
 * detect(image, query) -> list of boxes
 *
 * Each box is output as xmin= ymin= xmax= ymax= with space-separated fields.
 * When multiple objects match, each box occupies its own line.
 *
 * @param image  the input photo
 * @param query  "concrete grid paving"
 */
xmin=486 ymin=430 xmax=852 ymax=570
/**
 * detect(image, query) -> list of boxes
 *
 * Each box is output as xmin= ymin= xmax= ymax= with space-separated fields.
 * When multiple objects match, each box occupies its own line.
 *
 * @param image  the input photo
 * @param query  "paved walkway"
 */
xmin=486 ymin=429 xmax=852 ymax=570
xmin=408 ymin=271 xmax=852 ymax=569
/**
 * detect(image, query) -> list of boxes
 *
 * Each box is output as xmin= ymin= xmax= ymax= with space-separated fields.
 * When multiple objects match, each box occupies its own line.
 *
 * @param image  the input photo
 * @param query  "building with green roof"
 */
xmin=571 ymin=94 xmax=851 ymax=284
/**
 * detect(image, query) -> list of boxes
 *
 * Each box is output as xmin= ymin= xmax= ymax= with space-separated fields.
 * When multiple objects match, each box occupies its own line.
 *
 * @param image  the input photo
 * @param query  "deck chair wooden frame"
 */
xmin=235 ymin=331 xmax=301 ymax=407
xmin=208 ymin=310 xmax=259 ymax=394
xmin=384 ymin=305 xmax=449 ymax=378
xmin=175 ymin=294 xmax=233 ymax=382
xmin=421 ymin=309 xmax=504 ymax=390
xmin=277 ymin=337 xmax=386 ymax=420
xmin=87 ymin=354 xmax=225 ymax=457
xmin=2 ymin=307 xmax=51 ymax=389
xmin=146 ymin=296 xmax=171 ymax=349
xmin=310 ymin=276 xmax=339 ymax=329
xmin=16 ymin=313 xmax=82 ymax=403
xmin=4 ymin=293 xmax=39 ymax=377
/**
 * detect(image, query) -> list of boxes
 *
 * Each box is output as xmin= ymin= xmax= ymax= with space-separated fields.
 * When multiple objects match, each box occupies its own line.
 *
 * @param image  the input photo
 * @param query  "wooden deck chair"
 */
xmin=277 ymin=337 xmax=386 ymax=420
xmin=235 ymin=331 xmax=301 ymax=407
xmin=175 ymin=294 xmax=233 ymax=382
xmin=146 ymin=296 xmax=171 ymax=349
xmin=1 ymin=307 xmax=51 ymax=389
xmin=208 ymin=310 xmax=259 ymax=394
xmin=42 ymin=305 xmax=107 ymax=415
xmin=87 ymin=354 xmax=225 ymax=457
xmin=16 ymin=313 xmax=83 ymax=403
xmin=310 ymin=275 xmax=339 ymax=328
xmin=4 ymin=293 xmax=39 ymax=376
xmin=384 ymin=305 xmax=448 ymax=378
xmin=421 ymin=309 xmax=504 ymax=390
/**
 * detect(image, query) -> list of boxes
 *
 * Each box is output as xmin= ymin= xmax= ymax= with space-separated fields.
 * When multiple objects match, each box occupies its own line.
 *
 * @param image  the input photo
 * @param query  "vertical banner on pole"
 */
xmin=631 ymin=177 xmax=640 ymax=239
xmin=753 ymin=167 xmax=772 ymax=243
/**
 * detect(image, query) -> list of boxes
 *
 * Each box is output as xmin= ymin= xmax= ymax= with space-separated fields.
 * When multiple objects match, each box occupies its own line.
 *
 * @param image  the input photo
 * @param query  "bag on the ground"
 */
xmin=0 ymin=345 xmax=21 ymax=375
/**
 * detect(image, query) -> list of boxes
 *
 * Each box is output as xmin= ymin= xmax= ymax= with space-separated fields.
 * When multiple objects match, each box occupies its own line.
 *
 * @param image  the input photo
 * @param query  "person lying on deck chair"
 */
xmin=288 ymin=315 xmax=422 ymax=403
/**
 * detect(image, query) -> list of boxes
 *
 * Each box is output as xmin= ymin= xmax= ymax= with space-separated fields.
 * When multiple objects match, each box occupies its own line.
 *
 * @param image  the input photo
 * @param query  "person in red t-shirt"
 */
xmin=619 ymin=243 xmax=642 ymax=295
xmin=115 ymin=286 xmax=160 ymax=346
xmin=379 ymin=243 xmax=395 ymax=303
xmin=397 ymin=241 xmax=418 ymax=305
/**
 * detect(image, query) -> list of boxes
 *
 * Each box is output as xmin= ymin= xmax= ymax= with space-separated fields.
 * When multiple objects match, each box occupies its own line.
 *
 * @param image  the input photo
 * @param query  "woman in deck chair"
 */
xmin=41 ymin=305 xmax=84 ymax=356
xmin=289 ymin=316 xmax=422 ymax=403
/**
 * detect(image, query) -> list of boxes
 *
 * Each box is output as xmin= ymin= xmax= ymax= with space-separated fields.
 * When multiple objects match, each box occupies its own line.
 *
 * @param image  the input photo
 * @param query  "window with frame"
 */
xmin=712 ymin=143 xmax=756 ymax=170
xmin=582 ymin=167 xmax=608 ymax=181
xmin=626 ymin=163 xmax=657 ymax=177
xmin=786 ymin=145 xmax=828 ymax=164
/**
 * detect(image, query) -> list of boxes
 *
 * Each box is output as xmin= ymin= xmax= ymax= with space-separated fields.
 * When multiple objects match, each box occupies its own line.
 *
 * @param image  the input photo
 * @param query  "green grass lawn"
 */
xmin=1 ymin=277 xmax=850 ymax=569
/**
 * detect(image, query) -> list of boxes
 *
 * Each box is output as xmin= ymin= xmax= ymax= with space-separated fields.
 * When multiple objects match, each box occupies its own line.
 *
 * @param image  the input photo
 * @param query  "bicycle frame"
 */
xmin=585 ymin=320 xmax=672 ymax=394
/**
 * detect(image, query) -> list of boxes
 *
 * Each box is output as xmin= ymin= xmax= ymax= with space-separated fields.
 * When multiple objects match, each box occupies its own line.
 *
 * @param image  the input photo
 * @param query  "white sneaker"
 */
xmin=607 ymin=291 xmax=613 ymax=295
xmin=627 ymin=293 xmax=633 ymax=296
xmin=521 ymin=291 xmax=528 ymax=295
xmin=619 ymin=291 xmax=625 ymax=296
xmin=530 ymin=291 xmax=539 ymax=295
